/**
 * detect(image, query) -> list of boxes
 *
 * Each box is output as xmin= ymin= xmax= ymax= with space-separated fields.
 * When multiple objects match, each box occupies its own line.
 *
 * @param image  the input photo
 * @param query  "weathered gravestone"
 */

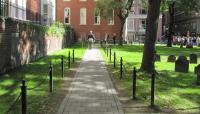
xmin=175 ymin=56 xmax=189 ymax=73
xmin=154 ymin=54 xmax=161 ymax=62
xmin=190 ymin=53 xmax=198 ymax=64
xmin=194 ymin=64 xmax=200 ymax=74
xmin=196 ymin=65 xmax=200 ymax=85
xmin=167 ymin=55 xmax=176 ymax=62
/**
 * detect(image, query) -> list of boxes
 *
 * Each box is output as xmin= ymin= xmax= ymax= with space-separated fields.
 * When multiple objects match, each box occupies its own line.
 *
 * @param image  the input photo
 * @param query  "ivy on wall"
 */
xmin=0 ymin=17 xmax=73 ymax=39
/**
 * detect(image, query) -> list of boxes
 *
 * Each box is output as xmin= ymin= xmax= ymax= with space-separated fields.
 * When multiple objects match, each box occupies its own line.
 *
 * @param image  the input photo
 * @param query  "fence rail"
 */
xmin=3 ymin=49 xmax=77 ymax=114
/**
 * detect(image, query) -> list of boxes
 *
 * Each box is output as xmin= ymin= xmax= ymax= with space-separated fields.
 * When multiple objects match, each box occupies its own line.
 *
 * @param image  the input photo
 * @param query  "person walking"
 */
xmin=112 ymin=33 xmax=116 ymax=45
xmin=197 ymin=35 xmax=200 ymax=47
xmin=87 ymin=30 xmax=95 ymax=49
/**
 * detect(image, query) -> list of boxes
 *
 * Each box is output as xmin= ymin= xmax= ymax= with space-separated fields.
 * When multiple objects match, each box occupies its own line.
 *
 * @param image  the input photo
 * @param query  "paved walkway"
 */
xmin=57 ymin=48 xmax=124 ymax=114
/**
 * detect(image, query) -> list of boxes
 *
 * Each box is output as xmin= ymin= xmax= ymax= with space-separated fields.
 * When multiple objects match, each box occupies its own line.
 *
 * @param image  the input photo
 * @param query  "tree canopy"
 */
xmin=161 ymin=0 xmax=200 ymax=14
xmin=96 ymin=0 xmax=134 ymax=45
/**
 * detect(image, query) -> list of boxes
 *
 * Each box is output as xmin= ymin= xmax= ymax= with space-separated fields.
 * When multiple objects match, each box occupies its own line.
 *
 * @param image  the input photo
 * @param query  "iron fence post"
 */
xmin=68 ymin=51 xmax=70 ymax=68
xmin=72 ymin=49 xmax=75 ymax=63
xmin=120 ymin=57 xmax=123 ymax=79
xmin=109 ymin=48 xmax=112 ymax=62
xmin=133 ymin=67 xmax=137 ymax=100
xmin=21 ymin=80 xmax=27 ymax=114
xmin=49 ymin=63 xmax=53 ymax=93
xmin=61 ymin=56 xmax=64 ymax=78
xmin=151 ymin=71 xmax=155 ymax=107
xmin=114 ymin=52 xmax=116 ymax=68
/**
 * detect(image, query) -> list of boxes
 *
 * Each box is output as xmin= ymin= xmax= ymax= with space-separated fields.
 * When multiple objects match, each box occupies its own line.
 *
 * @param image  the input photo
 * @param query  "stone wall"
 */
xmin=0 ymin=18 xmax=75 ymax=74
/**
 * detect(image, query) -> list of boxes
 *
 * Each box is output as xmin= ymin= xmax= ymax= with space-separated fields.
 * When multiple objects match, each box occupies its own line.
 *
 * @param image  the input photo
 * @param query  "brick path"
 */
xmin=57 ymin=48 xmax=124 ymax=114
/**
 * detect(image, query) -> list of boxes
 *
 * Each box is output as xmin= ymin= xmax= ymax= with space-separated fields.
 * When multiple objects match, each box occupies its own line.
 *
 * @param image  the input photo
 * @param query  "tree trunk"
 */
xmin=119 ymin=20 xmax=125 ymax=46
xmin=167 ymin=2 xmax=175 ymax=47
xmin=140 ymin=0 xmax=161 ymax=73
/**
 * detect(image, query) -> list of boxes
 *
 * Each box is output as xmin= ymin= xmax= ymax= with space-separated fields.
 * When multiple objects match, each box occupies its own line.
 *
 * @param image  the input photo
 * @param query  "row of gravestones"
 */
xmin=154 ymin=53 xmax=198 ymax=64
xmin=155 ymin=53 xmax=200 ymax=85
xmin=167 ymin=54 xmax=197 ymax=73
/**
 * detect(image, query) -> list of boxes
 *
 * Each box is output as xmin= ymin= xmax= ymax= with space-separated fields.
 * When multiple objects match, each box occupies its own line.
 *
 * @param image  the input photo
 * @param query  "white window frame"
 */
xmin=127 ymin=19 xmax=134 ymax=31
xmin=94 ymin=9 xmax=100 ymax=25
xmin=10 ymin=0 xmax=26 ymax=20
xmin=139 ymin=19 xmax=146 ymax=30
xmin=108 ymin=10 xmax=114 ymax=25
xmin=80 ymin=8 xmax=86 ymax=25
xmin=64 ymin=7 xmax=70 ymax=24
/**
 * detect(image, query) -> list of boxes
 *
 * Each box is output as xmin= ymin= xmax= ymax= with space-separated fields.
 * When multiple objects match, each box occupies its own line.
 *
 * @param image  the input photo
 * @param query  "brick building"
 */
xmin=26 ymin=0 xmax=41 ymax=22
xmin=56 ymin=0 xmax=121 ymax=41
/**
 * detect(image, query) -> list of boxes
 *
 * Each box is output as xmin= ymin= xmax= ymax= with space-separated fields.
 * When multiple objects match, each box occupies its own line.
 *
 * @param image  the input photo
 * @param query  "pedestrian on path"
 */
xmin=57 ymin=47 xmax=124 ymax=114
xmin=113 ymin=33 xmax=116 ymax=45
xmin=87 ymin=30 xmax=95 ymax=49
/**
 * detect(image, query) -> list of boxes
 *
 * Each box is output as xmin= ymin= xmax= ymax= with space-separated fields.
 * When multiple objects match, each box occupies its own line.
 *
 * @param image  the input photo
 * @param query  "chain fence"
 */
xmin=3 ymin=49 xmax=75 ymax=114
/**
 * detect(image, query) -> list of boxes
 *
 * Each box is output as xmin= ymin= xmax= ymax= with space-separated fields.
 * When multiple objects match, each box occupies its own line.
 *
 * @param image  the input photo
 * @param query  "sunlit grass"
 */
xmin=0 ymin=43 xmax=86 ymax=114
xmin=101 ymin=44 xmax=200 ymax=112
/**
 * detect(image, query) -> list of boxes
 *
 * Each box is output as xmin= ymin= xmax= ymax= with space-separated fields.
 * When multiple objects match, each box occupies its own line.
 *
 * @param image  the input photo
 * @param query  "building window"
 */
xmin=127 ymin=19 xmax=134 ymax=30
xmin=43 ymin=4 xmax=48 ymax=21
xmin=140 ymin=7 xmax=147 ymax=14
xmin=10 ymin=0 xmax=26 ymax=20
xmin=80 ymin=8 xmax=86 ymax=25
xmin=108 ymin=10 xmax=114 ymax=25
xmin=64 ymin=8 xmax=70 ymax=24
xmin=139 ymin=19 xmax=146 ymax=30
xmin=94 ymin=9 xmax=100 ymax=25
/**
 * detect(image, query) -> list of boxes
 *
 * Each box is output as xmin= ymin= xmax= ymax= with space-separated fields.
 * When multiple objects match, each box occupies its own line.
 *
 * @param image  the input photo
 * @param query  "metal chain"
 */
xmin=27 ymin=75 xmax=49 ymax=90
xmin=4 ymin=94 xmax=21 ymax=114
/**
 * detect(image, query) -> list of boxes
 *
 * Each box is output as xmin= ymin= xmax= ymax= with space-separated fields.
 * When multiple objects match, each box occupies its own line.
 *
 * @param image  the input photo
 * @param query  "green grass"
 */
xmin=101 ymin=44 xmax=200 ymax=112
xmin=0 ymin=43 xmax=86 ymax=114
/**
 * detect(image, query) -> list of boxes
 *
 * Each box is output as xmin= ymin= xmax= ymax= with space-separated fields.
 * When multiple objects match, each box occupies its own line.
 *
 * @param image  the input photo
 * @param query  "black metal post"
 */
xmin=49 ymin=63 xmax=53 ymax=93
xmin=68 ymin=51 xmax=71 ymax=68
xmin=133 ymin=67 xmax=137 ymax=100
xmin=21 ymin=80 xmax=27 ymax=114
xmin=109 ymin=48 xmax=112 ymax=62
xmin=151 ymin=71 xmax=155 ymax=107
xmin=61 ymin=56 xmax=64 ymax=78
xmin=72 ymin=49 xmax=75 ymax=63
xmin=120 ymin=57 xmax=123 ymax=79
xmin=114 ymin=52 xmax=116 ymax=68
xmin=106 ymin=47 xmax=108 ymax=57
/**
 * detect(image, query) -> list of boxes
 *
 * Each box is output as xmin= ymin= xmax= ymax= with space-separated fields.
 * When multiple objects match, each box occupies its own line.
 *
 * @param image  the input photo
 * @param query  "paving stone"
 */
xmin=57 ymin=48 xmax=124 ymax=114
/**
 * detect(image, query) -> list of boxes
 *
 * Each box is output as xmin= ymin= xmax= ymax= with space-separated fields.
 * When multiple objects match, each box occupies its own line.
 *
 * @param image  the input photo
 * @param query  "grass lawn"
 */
xmin=0 ymin=43 xmax=86 ymax=114
xmin=101 ymin=44 xmax=200 ymax=113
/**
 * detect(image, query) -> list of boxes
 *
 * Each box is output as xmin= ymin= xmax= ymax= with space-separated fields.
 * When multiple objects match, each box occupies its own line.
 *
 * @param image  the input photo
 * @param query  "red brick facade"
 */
xmin=26 ymin=0 xmax=40 ymax=22
xmin=56 ymin=0 xmax=121 ymax=41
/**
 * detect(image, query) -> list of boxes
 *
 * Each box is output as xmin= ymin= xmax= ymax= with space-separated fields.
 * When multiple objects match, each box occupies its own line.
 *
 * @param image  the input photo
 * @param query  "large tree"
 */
xmin=140 ymin=0 xmax=162 ymax=73
xmin=162 ymin=0 xmax=200 ymax=47
xmin=96 ymin=0 xmax=134 ymax=46
xmin=140 ymin=0 xmax=200 ymax=73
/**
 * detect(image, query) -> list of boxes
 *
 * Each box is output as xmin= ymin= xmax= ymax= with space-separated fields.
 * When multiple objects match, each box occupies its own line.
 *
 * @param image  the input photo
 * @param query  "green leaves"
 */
xmin=46 ymin=22 xmax=72 ymax=38
xmin=161 ymin=0 xmax=200 ymax=14
xmin=96 ymin=0 xmax=134 ymax=20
